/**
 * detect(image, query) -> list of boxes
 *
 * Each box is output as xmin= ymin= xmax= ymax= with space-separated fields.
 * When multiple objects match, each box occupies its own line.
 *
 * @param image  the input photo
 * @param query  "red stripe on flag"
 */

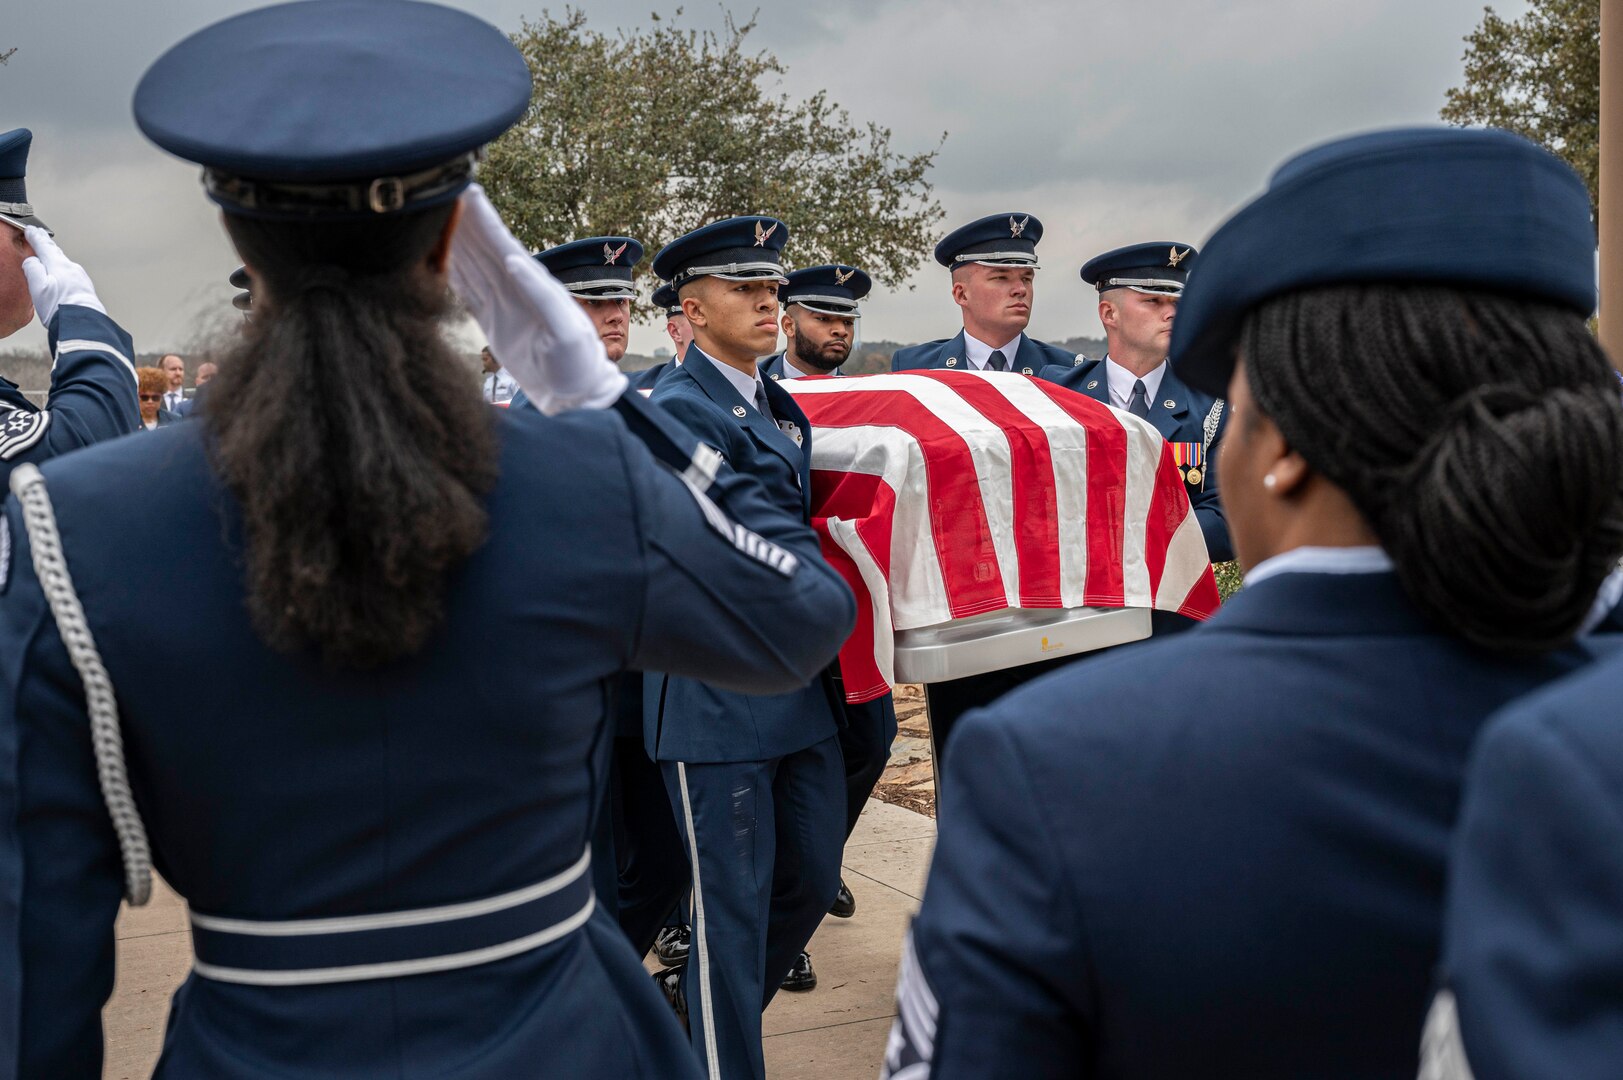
xmin=936 ymin=378 xmax=1064 ymax=608
xmin=1141 ymin=441 xmax=1183 ymax=598
xmin=795 ymin=388 xmax=1008 ymax=619
xmin=809 ymin=469 xmax=895 ymax=703
xmin=1028 ymin=380 xmax=1128 ymax=606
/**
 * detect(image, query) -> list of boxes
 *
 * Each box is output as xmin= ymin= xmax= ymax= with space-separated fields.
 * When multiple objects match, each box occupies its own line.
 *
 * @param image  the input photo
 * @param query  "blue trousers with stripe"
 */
xmin=663 ymin=736 xmax=844 ymax=1080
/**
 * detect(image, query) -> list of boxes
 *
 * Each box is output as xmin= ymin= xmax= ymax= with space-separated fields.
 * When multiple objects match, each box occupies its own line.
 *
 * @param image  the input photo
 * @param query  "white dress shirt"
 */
xmin=963 ymin=331 xmax=1024 ymax=371
xmin=1244 ymin=546 xmax=1394 ymax=586
xmin=1103 ymin=355 xmax=1167 ymax=411
xmin=482 ymin=367 xmax=519 ymax=404
xmin=697 ymin=347 xmax=769 ymax=412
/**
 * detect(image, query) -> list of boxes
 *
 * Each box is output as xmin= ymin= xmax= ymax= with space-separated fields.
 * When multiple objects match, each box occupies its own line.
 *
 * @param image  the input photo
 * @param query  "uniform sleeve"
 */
xmin=1192 ymin=404 xmax=1231 ymax=563
xmin=612 ymin=398 xmax=855 ymax=696
xmin=0 ymin=504 xmax=126 ymax=1080
xmin=25 ymin=306 xmax=140 ymax=462
xmin=1439 ymin=706 xmax=1623 ymax=1080
xmin=885 ymin=711 xmax=1094 ymax=1080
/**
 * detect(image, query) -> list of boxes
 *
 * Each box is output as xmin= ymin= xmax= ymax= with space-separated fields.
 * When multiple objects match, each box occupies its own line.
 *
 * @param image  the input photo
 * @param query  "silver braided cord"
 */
xmin=9 ymin=464 xmax=152 ymax=905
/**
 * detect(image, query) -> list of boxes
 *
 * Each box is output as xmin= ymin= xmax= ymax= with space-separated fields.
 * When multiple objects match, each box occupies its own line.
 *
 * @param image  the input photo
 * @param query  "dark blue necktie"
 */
xmin=1128 ymin=379 xmax=1150 ymax=418
xmin=754 ymin=382 xmax=774 ymax=423
xmin=987 ymin=350 xmax=1008 ymax=372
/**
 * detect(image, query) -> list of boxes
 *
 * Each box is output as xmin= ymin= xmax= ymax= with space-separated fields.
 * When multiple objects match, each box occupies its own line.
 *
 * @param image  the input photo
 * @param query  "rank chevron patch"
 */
xmin=0 ymin=408 xmax=50 ymax=460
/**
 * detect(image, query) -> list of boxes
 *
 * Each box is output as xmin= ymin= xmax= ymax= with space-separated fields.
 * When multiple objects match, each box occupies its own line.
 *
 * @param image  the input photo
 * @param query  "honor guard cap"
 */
xmin=653 ymin=217 xmax=790 ymax=291
xmin=229 ymin=265 xmax=252 ymax=311
xmin=782 ymin=265 xmax=871 ymax=317
xmin=935 ymin=213 xmax=1043 ymax=268
xmin=1171 ymin=126 xmax=1598 ymax=397
xmin=133 ymin=0 xmax=533 ymax=220
xmin=535 ymin=237 xmax=643 ymax=300
xmin=1083 ymin=242 xmax=1197 ymax=296
xmin=652 ymin=282 xmax=682 ymax=317
xmin=0 ymin=128 xmax=49 ymax=233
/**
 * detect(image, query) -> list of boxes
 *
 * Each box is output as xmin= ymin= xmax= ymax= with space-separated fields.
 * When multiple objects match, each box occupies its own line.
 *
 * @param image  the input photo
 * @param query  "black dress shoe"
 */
xmin=654 ymin=966 xmax=688 ymax=1031
xmin=829 ymin=878 xmax=856 ymax=919
xmin=654 ymin=923 xmax=691 ymax=966
xmin=780 ymin=950 xmax=817 ymax=992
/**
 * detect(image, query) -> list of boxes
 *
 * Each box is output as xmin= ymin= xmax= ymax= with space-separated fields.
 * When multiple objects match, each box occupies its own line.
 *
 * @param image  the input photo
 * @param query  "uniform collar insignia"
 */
xmin=754 ymin=221 xmax=778 ymax=247
xmin=1168 ymin=246 xmax=1188 ymax=267
xmin=604 ymin=241 xmax=628 ymax=265
xmin=1010 ymin=215 xmax=1029 ymax=238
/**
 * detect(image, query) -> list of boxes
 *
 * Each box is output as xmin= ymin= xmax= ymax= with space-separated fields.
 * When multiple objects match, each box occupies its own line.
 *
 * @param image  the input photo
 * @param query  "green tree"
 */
xmin=1442 ymin=0 xmax=1599 ymax=207
xmin=482 ymin=9 xmax=944 ymax=315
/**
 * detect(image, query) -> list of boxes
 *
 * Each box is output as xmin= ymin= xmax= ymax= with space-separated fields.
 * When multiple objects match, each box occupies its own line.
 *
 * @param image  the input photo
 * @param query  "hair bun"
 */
xmin=1378 ymin=383 xmax=1623 ymax=653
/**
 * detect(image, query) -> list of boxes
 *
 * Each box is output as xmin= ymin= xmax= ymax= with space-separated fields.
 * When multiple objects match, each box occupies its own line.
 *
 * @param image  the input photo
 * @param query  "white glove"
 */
xmin=449 ymin=184 xmax=626 ymax=415
xmin=22 ymin=226 xmax=107 ymax=327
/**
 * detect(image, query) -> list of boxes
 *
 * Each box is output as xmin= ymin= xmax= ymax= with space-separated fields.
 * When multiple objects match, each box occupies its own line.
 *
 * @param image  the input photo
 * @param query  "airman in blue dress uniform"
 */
xmin=510 ymin=235 xmax=664 ymax=409
xmin=758 ymin=263 xmax=897 ymax=987
xmin=1422 ymin=651 xmax=1623 ymax=1080
xmin=0 ymin=4 xmax=854 ymax=1077
xmin=884 ymin=127 xmax=1623 ymax=1079
xmin=890 ymin=213 xmax=1074 ymax=376
xmin=0 ymin=128 xmax=138 ymax=479
xmin=1039 ymin=242 xmax=1232 ymax=562
xmin=647 ymin=217 xmax=851 ymax=1080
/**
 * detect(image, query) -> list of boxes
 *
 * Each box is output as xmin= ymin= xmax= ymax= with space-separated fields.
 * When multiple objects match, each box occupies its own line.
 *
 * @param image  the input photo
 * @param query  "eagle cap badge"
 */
xmin=1010 ymin=215 xmax=1029 ymax=238
xmin=754 ymin=220 xmax=778 ymax=247
xmin=604 ymin=241 xmax=628 ymax=265
xmin=833 ymin=267 xmax=855 ymax=286
xmin=1168 ymin=246 xmax=1188 ymax=267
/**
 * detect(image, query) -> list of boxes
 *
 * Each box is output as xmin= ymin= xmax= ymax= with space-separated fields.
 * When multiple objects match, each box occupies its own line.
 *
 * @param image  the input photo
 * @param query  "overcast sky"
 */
xmin=3 ymin=0 xmax=1522 ymax=362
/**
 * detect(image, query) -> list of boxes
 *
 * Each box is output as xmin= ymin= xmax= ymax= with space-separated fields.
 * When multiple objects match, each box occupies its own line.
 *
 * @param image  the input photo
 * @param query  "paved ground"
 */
xmin=102 ymin=797 xmax=936 ymax=1079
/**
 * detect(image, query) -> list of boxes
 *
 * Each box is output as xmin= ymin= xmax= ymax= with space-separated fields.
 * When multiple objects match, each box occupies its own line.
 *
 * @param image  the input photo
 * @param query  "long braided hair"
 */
xmin=205 ymin=205 xmax=498 ymax=669
xmin=1240 ymin=283 xmax=1623 ymax=654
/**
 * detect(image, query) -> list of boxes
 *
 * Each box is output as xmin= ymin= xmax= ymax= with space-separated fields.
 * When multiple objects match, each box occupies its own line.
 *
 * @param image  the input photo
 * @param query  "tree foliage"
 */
xmin=1442 ymin=0 xmax=1599 ymax=207
xmin=482 ymin=9 xmax=944 ymax=315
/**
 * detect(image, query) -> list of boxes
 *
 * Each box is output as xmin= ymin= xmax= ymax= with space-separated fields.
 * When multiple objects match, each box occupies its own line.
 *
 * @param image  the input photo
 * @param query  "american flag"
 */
xmin=780 ymin=370 xmax=1221 ymax=703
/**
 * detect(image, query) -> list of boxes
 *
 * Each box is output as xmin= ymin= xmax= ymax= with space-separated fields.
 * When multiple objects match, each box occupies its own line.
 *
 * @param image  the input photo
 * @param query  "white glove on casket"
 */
xmin=449 ymin=184 xmax=626 ymax=414
xmin=22 ymin=226 xmax=108 ymax=328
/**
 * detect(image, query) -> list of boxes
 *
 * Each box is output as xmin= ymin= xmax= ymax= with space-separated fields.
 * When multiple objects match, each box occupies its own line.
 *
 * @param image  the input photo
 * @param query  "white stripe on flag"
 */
xmin=1117 ymin=410 xmax=1162 ymax=607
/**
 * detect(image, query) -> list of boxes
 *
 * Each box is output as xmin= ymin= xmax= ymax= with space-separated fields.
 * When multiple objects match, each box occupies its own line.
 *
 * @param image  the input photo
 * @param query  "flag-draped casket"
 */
xmin=779 ymin=370 xmax=1221 ymax=703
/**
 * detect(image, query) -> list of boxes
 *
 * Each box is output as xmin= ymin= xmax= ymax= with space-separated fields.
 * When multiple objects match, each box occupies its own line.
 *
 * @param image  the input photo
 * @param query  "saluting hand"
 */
xmin=21 ymin=226 xmax=107 ymax=329
xmin=449 ymin=184 xmax=627 ymax=415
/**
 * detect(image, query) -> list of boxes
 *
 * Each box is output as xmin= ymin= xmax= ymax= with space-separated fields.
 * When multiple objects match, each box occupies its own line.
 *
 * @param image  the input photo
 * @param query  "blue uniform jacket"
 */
xmin=0 ymin=305 xmax=138 ymax=483
xmin=508 ymin=362 xmax=669 ymax=413
xmin=0 ymin=393 xmax=854 ymax=1078
xmin=646 ymin=344 xmax=844 ymax=762
xmin=890 ymin=569 xmax=1607 ymax=1080
xmin=1040 ymin=356 xmax=1232 ymax=563
xmin=1437 ymin=651 xmax=1623 ymax=1080
xmin=889 ymin=329 xmax=1073 ymax=376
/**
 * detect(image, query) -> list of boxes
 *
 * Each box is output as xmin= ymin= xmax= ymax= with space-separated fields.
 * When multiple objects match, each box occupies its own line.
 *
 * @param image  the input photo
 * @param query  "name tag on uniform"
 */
xmin=1170 ymin=442 xmax=1206 ymax=488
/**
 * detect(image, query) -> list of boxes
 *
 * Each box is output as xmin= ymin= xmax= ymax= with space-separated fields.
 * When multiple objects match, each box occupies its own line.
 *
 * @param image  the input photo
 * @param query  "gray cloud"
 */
xmin=2 ymin=0 xmax=1523 ymax=360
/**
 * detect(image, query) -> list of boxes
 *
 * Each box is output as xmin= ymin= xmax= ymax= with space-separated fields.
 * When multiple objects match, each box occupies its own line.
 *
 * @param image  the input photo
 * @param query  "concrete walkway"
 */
xmin=102 ymin=798 xmax=935 ymax=1079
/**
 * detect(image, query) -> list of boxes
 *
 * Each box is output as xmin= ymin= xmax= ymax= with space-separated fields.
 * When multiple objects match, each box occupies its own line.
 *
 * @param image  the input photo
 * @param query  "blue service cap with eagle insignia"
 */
xmin=1171 ymin=126 xmax=1598 ymax=397
xmin=651 ymin=281 xmax=682 ymax=317
xmin=534 ymin=237 xmax=643 ymax=300
xmin=132 ymin=0 xmax=532 ymax=221
xmin=0 ymin=128 xmax=49 ymax=233
xmin=1083 ymin=242 xmax=1197 ymax=296
xmin=934 ymin=213 xmax=1043 ymax=268
xmin=782 ymin=264 xmax=870 ymax=317
xmin=653 ymin=217 xmax=790 ymax=291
